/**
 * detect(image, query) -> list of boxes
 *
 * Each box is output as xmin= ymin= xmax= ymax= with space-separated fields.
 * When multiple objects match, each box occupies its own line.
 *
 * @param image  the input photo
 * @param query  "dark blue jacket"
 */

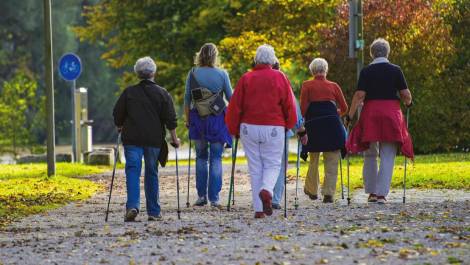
xmin=301 ymin=101 xmax=346 ymax=158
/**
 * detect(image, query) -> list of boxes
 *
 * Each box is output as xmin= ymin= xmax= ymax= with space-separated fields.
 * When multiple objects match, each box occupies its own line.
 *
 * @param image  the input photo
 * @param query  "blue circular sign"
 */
xmin=58 ymin=53 xmax=82 ymax=81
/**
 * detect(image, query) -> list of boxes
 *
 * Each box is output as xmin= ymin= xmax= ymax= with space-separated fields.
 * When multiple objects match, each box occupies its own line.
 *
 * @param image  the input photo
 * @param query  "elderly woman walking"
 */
xmin=300 ymin=58 xmax=348 ymax=203
xmin=347 ymin=38 xmax=413 ymax=204
xmin=226 ymin=44 xmax=297 ymax=218
xmin=184 ymin=43 xmax=233 ymax=208
xmin=113 ymin=56 xmax=180 ymax=222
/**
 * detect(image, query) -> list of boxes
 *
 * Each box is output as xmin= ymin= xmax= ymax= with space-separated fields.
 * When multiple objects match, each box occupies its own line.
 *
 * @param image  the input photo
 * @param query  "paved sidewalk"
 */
xmin=0 ymin=166 xmax=469 ymax=265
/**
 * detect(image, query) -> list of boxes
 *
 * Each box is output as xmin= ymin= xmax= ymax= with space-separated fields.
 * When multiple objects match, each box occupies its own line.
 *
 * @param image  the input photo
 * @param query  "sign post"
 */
xmin=43 ymin=0 xmax=55 ymax=176
xmin=58 ymin=53 xmax=82 ymax=162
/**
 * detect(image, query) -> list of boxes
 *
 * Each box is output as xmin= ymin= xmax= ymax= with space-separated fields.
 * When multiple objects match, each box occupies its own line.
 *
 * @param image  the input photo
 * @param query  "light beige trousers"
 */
xmin=304 ymin=150 xmax=340 ymax=196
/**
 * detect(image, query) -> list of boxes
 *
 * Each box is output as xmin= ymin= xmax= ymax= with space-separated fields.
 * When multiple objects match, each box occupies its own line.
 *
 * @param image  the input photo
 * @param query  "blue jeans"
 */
xmin=273 ymin=140 xmax=289 ymax=205
xmin=194 ymin=140 xmax=223 ymax=202
xmin=124 ymin=145 xmax=161 ymax=216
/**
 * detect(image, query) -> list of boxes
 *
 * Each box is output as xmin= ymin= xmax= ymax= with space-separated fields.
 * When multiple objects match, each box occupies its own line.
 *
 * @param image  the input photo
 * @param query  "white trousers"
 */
xmin=240 ymin=123 xmax=285 ymax=212
xmin=363 ymin=142 xmax=397 ymax=196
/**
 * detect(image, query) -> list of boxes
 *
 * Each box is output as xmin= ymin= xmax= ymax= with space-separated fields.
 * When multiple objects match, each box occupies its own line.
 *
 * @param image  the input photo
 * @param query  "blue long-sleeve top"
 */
xmin=184 ymin=66 xmax=232 ymax=107
xmin=287 ymin=99 xmax=304 ymax=137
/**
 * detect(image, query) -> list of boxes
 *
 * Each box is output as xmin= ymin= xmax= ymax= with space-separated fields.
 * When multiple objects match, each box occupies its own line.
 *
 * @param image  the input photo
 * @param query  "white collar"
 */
xmin=370 ymin=57 xmax=389 ymax=65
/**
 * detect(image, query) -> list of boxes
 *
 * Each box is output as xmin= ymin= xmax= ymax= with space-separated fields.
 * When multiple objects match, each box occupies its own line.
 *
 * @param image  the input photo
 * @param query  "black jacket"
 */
xmin=113 ymin=80 xmax=177 ymax=149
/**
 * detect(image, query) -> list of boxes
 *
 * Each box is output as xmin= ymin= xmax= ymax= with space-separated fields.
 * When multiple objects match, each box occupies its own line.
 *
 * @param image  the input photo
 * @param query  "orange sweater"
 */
xmin=300 ymin=75 xmax=348 ymax=116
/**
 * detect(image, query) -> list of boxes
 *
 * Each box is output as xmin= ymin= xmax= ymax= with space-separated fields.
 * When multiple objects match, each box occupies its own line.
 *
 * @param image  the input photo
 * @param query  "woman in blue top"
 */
xmin=184 ymin=43 xmax=233 ymax=208
xmin=271 ymin=61 xmax=306 ymax=209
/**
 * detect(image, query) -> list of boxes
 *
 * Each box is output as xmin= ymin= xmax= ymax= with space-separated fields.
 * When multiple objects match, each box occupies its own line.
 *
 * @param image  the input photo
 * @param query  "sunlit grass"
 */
xmin=0 ymin=163 xmax=110 ymax=226
xmin=287 ymin=153 xmax=470 ymax=190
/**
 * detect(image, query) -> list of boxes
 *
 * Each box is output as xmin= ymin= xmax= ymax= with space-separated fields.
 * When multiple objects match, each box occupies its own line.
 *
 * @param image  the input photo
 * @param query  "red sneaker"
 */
xmin=259 ymin=189 xmax=273 ymax=216
xmin=254 ymin=212 xmax=266 ymax=218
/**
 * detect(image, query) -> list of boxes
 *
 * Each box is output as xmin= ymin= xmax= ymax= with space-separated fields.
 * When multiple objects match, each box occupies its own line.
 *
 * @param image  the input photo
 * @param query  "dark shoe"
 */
xmin=272 ymin=203 xmax=282 ymax=210
xmin=194 ymin=197 xmax=208 ymax=206
xmin=254 ymin=212 xmax=266 ymax=218
xmin=259 ymin=189 xmax=273 ymax=216
xmin=148 ymin=214 xmax=162 ymax=221
xmin=322 ymin=195 xmax=334 ymax=203
xmin=124 ymin=208 xmax=138 ymax=222
xmin=368 ymin=193 xmax=378 ymax=203
xmin=309 ymin=194 xmax=318 ymax=200
xmin=305 ymin=189 xmax=318 ymax=200
xmin=377 ymin=196 xmax=387 ymax=204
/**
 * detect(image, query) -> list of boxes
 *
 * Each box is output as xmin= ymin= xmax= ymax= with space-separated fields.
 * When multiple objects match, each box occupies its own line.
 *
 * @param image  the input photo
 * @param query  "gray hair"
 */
xmin=370 ymin=38 xmax=390 ymax=58
xmin=309 ymin=58 xmax=328 ymax=75
xmin=254 ymin=44 xmax=277 ymax=65
xmin=134 ymin=56 xmax=157 ymax=79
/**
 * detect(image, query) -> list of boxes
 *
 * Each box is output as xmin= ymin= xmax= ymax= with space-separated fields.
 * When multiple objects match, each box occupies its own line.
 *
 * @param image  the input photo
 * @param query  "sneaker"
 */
xmin=377 ymin=196 xmax=387 ymax=204
xmin=148 ymin=214 xmax=163 ymax=221
xmin=259 ymin=189 xmax=273 ymax=216
xmin=210 ymin=201 xmax=222 ymax=209
xmin=368 ymin=194 xmax=378 ymax=203
xmin=322 ymin=195 xmax=334 ymax=203
xmin=254 ymin=212 xmax=266 ymax=219
xmin=272 ymin=203 xmax=282 ymax=210
xmin=193 ymin=197 xmax=208 ymax=206
xmin=124 ymin=208 xmax=138 ymax=222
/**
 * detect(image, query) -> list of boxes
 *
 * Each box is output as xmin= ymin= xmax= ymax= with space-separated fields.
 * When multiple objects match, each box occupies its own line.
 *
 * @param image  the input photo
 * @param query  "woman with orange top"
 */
xmin=300 ymin=58 xmax=348 ymax=203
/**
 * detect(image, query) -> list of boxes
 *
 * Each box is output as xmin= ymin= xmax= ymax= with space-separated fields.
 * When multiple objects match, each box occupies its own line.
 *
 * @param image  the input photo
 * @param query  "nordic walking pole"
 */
xmin=284 ymin=132 xmax=288 ymax=218
xmin=403 ymin=107 xmax=410 ymax=204
xmin=171 ymin=143 xmax=181 ymax=220
xmin=227 ymin=137 xmax=238 ymax=211
xmin=294 ymin=137 xmax=300 ymax=210
xmin=339 ymin=154 xmax=344 ymax=200
xmin=105 ymin=132 xmax=121 ymax=222
xmin=186 ymin=139 xmax=191 ymax=208
xmin=346 ymin=123 xmax=351 ymax=206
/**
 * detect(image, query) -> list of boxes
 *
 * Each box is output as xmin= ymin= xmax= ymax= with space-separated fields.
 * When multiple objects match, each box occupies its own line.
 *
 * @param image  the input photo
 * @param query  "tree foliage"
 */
xmin=0 ymin=0 xmax=121 ymax=145
xmin=314 ymin=0 xmax=459 ymax=152
xmin=1 ymin=0 xmax=466 ymax=153
xmin=0 ymin=73 xmax=44 ymax=155
xmin=74 ymin=0 xmax=231 ymax=101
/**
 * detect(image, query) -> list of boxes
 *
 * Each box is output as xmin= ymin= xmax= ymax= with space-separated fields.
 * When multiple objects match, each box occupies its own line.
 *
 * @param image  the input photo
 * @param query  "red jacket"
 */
xmin=346 ymin=100 xmax=414 ymax=159
xmin=225 ymin=64 xmax=297 ymax=136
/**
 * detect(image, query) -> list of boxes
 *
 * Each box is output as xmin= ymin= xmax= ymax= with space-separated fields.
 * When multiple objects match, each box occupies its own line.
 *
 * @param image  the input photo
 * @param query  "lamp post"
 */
xmin=43 ymin=0 xmax=56 ymax=176
xmin=349 ymin=0 xmax=364 ymax=78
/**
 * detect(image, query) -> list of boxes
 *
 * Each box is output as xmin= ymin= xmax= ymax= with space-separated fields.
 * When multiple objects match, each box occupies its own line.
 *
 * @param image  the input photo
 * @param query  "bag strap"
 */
xmin=190 ymin=68 xmax=224 ymax=95
xmin=189 ymin=68 xmax=201 ymax=91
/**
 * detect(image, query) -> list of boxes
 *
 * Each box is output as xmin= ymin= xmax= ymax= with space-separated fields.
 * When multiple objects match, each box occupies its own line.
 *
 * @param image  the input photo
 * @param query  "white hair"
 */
xmin=134 ymin=56 xmax=157 ymax=79
xmin=309 ymin=58 xmax=328 ymax=75
xmin=254 ymin=44 xmax=277 ymax=65
xmin=370 ymin=38 xmax=390 ymax=58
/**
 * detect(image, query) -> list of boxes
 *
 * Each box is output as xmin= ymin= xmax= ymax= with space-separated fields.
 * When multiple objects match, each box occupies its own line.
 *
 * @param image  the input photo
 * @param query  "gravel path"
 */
xmin=0 ymin=164 xmax=469 ymax=265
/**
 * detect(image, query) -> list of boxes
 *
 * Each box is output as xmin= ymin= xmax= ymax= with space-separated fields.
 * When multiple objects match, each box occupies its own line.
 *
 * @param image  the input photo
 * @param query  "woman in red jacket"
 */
xmin=225 ymin=44 xmax=297 ymax=218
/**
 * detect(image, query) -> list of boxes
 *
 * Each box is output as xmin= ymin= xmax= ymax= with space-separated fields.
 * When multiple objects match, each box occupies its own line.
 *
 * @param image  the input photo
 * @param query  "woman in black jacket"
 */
xmin=113 ymin=56 xmax=180 ymax=222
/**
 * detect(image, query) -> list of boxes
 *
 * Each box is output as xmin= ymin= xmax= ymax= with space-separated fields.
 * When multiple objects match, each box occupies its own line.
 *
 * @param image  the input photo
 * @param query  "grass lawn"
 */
xmin=287 ymin=153 xmax=470 ymax=191
xmin=0 ymin=163 xmax=110 ymax=227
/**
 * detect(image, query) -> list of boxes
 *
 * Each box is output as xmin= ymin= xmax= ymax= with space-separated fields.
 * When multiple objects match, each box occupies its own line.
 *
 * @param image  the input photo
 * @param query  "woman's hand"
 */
xmin=169 ymin=129 xmax=181 ymax=148
xmin=170 ymin=137 xmax=181 ymax=148
xmin=300 ymin=134 xmax=308 ymax=145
